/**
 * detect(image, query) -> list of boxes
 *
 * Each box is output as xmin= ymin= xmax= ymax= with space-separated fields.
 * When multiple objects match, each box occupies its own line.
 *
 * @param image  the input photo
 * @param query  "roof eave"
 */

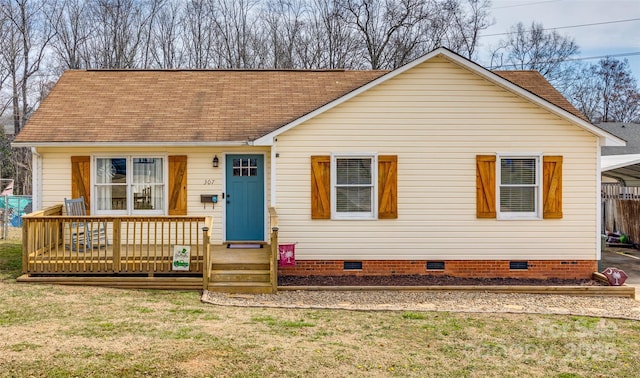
xmin=12 ymin=141 xmax=251 ymax=148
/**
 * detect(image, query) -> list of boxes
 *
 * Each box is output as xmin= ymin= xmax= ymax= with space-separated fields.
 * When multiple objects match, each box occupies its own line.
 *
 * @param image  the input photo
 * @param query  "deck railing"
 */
xmin=22 ymin=205 xmax=212 ymax=276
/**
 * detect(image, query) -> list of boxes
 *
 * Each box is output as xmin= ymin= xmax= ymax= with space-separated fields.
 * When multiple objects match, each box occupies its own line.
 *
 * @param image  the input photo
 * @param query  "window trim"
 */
xmin=330 ymin=153 xmax=378 ymax=220
xmin=92 ymin=154 xmax=168 ymax=216
xmin=496 ymin=153 xmax=542 ymax=220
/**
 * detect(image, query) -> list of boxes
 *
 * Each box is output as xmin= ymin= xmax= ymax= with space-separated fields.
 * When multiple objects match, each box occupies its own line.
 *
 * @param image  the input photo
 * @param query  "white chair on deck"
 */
xmin=65 ymin=196 xmax=108 ymax=251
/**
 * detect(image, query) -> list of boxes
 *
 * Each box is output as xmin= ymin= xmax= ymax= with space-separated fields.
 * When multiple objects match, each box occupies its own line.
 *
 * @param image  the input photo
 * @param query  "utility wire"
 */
xmin=488 ymin=52 xmax=640 ymax=69
xmin=565 ymin=52 xmax=640 ymax=62
xmin=492 ymin=0 xmax=562 ymax=10
xmin=482 ymin=17 xmax=640 ymax=38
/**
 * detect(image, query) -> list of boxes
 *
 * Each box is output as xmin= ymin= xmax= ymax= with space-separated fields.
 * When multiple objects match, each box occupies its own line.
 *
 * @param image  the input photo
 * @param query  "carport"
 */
xmin=602 ymin=154 xmax=640 ymax=187
xmin=601 ymin=154 xmax=640 ymax=244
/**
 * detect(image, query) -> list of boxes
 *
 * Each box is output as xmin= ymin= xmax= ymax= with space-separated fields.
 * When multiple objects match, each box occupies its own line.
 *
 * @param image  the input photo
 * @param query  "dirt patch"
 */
xmin=278 ymin=274 xmax=603 ymax=286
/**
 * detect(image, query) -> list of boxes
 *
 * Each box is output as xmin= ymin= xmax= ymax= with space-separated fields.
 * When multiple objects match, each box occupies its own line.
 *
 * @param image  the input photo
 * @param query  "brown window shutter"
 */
xmin=476 ymin=155 xmax=496 ymax=218
xmin=543 ymin=156 xmax=563 ymax=219
xmin=311 ymin=156 xmax=331 ymax=219
xmin=71 ymin=156 xmax=91 ymax=214
xmin=168 ymin=155 xmax=187 ymax=215
xmin=378 ymin=155 xmax=398 ymax=219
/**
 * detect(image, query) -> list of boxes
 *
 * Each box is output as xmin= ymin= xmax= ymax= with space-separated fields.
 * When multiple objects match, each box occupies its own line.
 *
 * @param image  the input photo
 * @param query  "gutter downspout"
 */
xmin=31 ymin=147 xmax=42 ymax=211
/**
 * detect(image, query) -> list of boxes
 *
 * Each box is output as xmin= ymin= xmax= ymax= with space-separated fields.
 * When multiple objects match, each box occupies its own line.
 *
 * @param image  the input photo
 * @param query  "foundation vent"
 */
xmin=426 ymin=261 xmax=445 ymax=270
xmin=509 ymin=261 xmax=529 ymax=270
xmin=343 ymin=261 xmax=363 ymax=270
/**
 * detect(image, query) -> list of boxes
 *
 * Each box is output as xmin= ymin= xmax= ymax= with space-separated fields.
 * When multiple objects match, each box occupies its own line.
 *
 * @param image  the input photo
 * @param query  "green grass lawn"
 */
xmin=1 ymin=241 xmax=639 ymax=377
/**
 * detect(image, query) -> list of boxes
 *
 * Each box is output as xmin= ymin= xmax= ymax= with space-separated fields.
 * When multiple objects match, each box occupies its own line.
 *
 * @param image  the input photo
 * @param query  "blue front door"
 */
xmin=225 ymin=154 xmax=265 ymax=241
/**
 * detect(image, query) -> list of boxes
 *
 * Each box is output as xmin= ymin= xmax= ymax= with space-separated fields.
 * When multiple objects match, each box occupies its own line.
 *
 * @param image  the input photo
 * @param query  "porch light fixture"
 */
xmin=212 ymin=155 xmax=219 ymax=168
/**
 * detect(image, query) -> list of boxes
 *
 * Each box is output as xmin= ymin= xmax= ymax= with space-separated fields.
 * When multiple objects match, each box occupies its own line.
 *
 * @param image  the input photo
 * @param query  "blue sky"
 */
xmin=478 ymin=0 xmax=640 ymax=81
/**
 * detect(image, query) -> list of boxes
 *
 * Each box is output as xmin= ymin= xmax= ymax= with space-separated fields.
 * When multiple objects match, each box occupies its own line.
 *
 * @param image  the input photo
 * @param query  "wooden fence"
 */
xmin=602 ymin=183 xmax=640 ymax=244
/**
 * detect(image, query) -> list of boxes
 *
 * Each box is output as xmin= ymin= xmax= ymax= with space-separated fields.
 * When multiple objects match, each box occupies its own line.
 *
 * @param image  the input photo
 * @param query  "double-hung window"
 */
xmin=497 ymin=154 xmax=541 ymax=219
xmin=332 ymin=155 xmax=376 ymax=219
xmin=95 ymin=156 xmax=165 ymax=214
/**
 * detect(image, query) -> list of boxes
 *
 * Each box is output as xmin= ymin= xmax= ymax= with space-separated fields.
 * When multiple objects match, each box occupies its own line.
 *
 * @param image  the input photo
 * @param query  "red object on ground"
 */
xmin=278 ymin=244 xmax=295 ymax=267
xmin=602 ymin=267 xmax=628 ymax=286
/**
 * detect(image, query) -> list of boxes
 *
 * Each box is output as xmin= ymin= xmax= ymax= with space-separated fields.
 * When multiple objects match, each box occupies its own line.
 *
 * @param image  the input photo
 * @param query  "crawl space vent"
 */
xmin=343 ymin=261 xmax=363 ymax=270
xmin=509 ymin=261 xmax=529 ymax=270
xmin=426 ymin=261 xmax=445 ymax=270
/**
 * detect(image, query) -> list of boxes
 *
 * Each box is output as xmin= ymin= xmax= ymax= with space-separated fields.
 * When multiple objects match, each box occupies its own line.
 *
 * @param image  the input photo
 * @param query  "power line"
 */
xmin=492 ymin=0 xmax=562 ymax=10
xmin=488 ymin=52 xmax=640 ymax=69
xmin=565 ymin=52 xmax=640 ymax=62
xmin=482 ymin=17 xmax=640 ymax=38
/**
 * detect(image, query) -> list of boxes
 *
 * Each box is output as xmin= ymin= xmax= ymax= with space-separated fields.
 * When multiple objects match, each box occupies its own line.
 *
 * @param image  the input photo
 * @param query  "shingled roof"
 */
xmin=15 ymin=69 xmax=386 ymax=144
xmin=493 ymin=70 xmax=588 ymax=122
xmin=14 ymin=64 xmax=590 ymax=145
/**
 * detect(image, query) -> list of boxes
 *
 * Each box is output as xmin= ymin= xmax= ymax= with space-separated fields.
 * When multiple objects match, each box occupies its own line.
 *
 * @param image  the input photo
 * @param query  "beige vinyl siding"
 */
xmin=35 ymin=146 xmax=270 ymax=244
xmin=274 ymin=56 xmax=599 ymax=260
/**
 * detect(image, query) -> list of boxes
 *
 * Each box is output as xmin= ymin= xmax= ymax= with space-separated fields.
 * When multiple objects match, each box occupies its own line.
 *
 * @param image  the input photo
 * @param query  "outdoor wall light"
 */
xmin=212 ymin=155 xmax=219 ymax=168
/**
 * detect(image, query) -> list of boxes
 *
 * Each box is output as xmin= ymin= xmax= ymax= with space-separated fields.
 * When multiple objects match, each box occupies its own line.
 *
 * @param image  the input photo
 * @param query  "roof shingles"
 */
xmin=15 ymin=66 xmax=588 ymax=144
xmin=16 ymin=70 xmax=386 ymax=143
xmin=493 ymin=70 xmax=588 ymax=122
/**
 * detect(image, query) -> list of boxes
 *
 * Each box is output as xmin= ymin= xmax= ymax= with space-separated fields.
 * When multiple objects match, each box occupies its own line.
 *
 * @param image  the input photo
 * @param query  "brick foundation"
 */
xmin=278 ymin=260 xmax=598 ymax=280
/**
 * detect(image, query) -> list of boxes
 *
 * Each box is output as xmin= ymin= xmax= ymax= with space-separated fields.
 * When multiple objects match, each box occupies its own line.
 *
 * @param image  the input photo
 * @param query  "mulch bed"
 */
xmin=278 ymin=274 xmax=604 ymax=286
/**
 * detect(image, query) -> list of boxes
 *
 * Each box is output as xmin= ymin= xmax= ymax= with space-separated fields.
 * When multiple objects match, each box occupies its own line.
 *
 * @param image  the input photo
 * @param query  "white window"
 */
xmin=497 ymin=154 xmax=541 ymax=220
xmin=94 ymin=156 xmax=165 ymax=214
xmin=331 ymin=155 xmax=376 ymax=219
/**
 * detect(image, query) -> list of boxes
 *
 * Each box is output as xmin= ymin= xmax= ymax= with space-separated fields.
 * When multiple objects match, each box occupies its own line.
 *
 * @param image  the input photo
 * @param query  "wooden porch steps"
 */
xmin=207 ymin=246 xmax=274 ymax=294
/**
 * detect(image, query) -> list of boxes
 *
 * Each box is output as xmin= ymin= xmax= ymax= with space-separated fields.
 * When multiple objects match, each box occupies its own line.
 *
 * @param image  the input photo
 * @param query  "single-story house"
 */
xmin=13 ymin=47 xmax=624 ymax=291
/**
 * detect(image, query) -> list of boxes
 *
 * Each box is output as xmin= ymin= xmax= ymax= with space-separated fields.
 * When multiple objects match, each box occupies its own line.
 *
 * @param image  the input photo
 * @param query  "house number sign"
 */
xmin=204 ymin=179 xmax=215 ymax=185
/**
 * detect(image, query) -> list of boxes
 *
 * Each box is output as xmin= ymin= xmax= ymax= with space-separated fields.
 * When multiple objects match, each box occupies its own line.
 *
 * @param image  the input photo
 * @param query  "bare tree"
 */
xmin=149 ymin=0 xmax=184 ymax=68
xmin=211 ymin=0 xmax=260 ymax=68
xmin=47 ymin=0 xmax=92 ymax=70
xmin=444 ymin=0 xmax=491 ymax=59
xmin=0 ymin=0 xmax=54 ymax=193
xmin=87 ymin=0 xmax=148 ymax=68
xmin=0 ymin=8 xmax=14 ymax=115
xmin=259 ymin=0 xmax=308 ymax=68
xmin=182 ymin=0 xmax=217 ymax=68
xmin=306 ymin=0 xmax=357 ymax=69
xmin=569 ymin=58 xmax=640 ymax=123
xmin=489 ymin=22 xmax=579 ymax=90
xmin=568 ymin=64 xmax=601 ymax=122
xmin=340 ymin=0 xmax=428 ymax=69
xmin=0 ymin=0 xmax=54 ymax=132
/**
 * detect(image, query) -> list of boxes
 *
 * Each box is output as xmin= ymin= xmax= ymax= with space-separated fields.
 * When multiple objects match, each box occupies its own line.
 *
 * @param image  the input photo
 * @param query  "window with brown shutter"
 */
xmin=311 ymin=155 xmax=398 ymax=220
xmin=77 ymin=155 xmax=175 ymax=215
xmin=476 ymin=154 xmax=563 ymax=220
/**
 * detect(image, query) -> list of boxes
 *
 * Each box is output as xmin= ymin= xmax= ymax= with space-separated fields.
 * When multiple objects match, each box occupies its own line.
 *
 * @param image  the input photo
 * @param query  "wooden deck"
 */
xmin=18 ymin=245 xmax=274 ymax=292
xmin=19 ymin=205 xmax=281 ymax=293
